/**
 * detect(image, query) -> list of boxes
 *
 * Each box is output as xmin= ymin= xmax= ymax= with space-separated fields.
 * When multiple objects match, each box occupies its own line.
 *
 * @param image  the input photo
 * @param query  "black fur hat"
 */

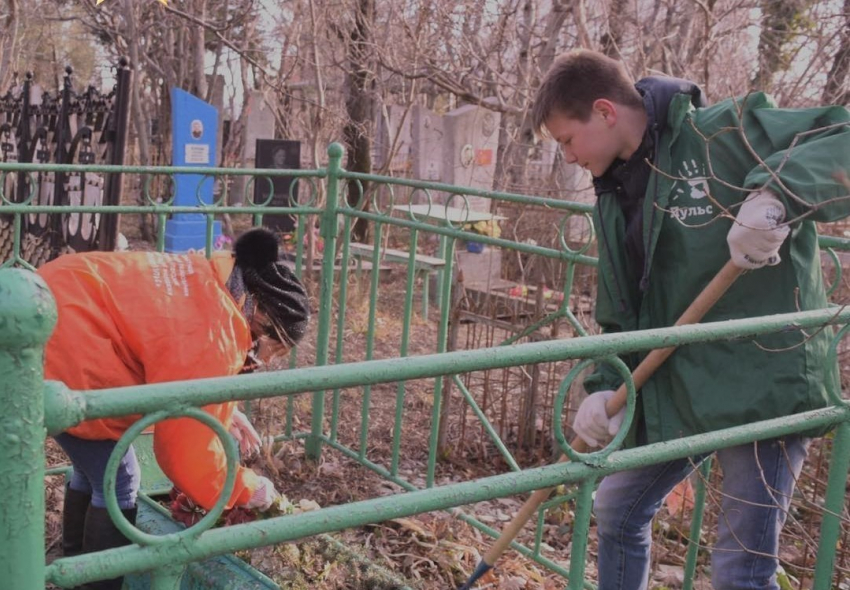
xmin=234 ymin=228 xmax=310 ymax=345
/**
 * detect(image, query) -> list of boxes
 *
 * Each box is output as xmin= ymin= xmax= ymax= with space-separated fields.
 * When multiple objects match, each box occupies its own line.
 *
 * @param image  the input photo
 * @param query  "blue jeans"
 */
xmin=593 ymin=436 xmax=809 ymax=590
xmin=54 ymin=432 xmax=141 ymax=509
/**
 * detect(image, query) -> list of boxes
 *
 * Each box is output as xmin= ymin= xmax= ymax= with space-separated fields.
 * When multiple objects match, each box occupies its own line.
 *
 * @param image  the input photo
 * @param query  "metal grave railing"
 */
xmin=0 ymin=143 xmax=848 ymax=589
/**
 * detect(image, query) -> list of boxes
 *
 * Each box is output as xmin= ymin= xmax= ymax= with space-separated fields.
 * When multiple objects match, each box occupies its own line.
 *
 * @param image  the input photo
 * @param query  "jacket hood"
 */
xmin=635 ymin=76 xmax=705 ymax=134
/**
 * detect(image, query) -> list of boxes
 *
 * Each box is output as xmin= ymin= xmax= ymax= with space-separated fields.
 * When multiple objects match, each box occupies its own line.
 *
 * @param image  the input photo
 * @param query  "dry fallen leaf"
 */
xmin=665 ymin=478 xmax=695 ymax=516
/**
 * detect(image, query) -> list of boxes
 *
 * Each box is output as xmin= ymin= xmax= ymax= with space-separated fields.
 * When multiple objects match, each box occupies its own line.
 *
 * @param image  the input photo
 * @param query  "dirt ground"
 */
xmin=42 ymin=234 xmax=850 ymax=590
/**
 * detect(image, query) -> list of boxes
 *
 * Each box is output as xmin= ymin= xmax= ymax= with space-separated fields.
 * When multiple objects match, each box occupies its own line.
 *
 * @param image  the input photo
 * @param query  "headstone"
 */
xmin=254 ymin=139 xmax=300 ymax=233
xmin=410 ymin=105 xmax=445 ymax=204
xmin=164 ymin=88 xmax=222 ymax=253
xmin=243 ymin=91 xmax=277 ymax=161
xmin=440 ymin=104 xmax=504 ymax=287
xmin=374 ymin=105 xmax=412 ymax=174
xmin=442 ymin=104 xmax=501 ymax=212
xmin=231 ymin=91 xmax=277 ymax=205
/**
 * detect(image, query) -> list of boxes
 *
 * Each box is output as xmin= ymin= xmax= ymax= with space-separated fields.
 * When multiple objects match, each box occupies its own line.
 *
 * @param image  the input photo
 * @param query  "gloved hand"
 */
xmin=244 ymin=476 xmax=279 ymax=511
xmin=573 ymin=390 xmax=625 ymax=448
xmin=727 ymin=190 xmax=790 ymax=270
xmin=229 ymin=408 xmax=261 ymax=456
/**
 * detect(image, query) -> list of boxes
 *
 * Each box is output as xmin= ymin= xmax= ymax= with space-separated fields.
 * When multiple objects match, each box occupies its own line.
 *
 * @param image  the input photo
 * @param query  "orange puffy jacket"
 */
xmin=39 ymin=250 xmax=260 ymax=510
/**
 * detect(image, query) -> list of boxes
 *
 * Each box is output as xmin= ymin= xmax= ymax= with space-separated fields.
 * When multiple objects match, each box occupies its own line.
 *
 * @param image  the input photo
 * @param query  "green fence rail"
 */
xmin=1 ymin=144 xmax=848 ymax=589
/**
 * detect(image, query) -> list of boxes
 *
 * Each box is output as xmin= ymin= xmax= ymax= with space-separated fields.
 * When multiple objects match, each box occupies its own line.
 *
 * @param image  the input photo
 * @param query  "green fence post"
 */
xmin=682 ymin=458 xmax=712 ymax=590
xmin=567 ymin=479 xmax=596 ymax=590
xmin=149 ymin=564 xmax=185 ymax=590
xmin=0 ymin=268 xmax=57 ymax=590
xmin=306 ymin=143 xmax=343 ymax=460
xmin=812 ymin=419 xmax=850 ymax=590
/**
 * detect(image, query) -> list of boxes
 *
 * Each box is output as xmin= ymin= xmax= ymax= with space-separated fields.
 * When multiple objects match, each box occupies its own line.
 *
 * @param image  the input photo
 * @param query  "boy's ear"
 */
xmin=592 ymin=99 xmax=617 ymax=125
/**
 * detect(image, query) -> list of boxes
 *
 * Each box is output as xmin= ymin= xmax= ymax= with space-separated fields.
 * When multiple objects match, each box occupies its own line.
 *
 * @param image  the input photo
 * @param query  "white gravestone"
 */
xmin=442 ymin=104 xmax=501 ymax=213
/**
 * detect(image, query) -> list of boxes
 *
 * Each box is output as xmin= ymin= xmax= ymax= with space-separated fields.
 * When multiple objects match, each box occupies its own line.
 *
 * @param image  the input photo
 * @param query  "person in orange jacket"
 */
xmin=40 ymin=228 xmax=309 ymax=590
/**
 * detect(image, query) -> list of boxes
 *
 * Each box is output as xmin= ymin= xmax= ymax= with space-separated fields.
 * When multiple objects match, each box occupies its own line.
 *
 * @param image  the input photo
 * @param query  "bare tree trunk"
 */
xmin=306 ymin=0 xmax=327 ymax=175
xmin=122 ymin=0 xmax=153 ymax=239
xmin=164 ymin=26 xmax=178 ymax=90
xmin=304 ymin=0 xmax=330 ymax=280
xmin=751 ymin=0 xmax=811 ymax=91
xmin=822 ymin=0 xmax=850 ymax=105
xmin=495 ymin=0 xmax=536 ymax=193
xmin=206 ymin=32 xmax=223 ymax=106
xmin=682 ymin=2 xmax=708 ymax=79
xmin=231 ymin=53 xmax=253 ymax=207
xmin=572 ymin=0 xmax=592 ymax=49
xmin=0 ymin=0 xmax=19 ymax=91
xmin=659 ymin=4 xmax=678 ymax=75
xmin=701 ymin=0 xmax=716 ymax=90
xmin=192 ymin=0 xmax=208 ymax=98
xmin=601 ymin=0 xmax=629 ymax=58
xmin=344 ymin=0 xmax=375 ymax=242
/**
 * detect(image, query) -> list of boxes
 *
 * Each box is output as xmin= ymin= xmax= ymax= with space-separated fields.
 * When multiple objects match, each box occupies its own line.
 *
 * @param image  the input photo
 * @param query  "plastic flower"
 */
xmin=467 ymin=220 xmax=501 ymax=239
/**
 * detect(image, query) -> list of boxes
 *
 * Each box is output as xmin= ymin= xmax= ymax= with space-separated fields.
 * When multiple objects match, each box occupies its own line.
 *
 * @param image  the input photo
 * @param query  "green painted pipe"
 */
xmin=0 ymin=269 xmax=57 ymax=590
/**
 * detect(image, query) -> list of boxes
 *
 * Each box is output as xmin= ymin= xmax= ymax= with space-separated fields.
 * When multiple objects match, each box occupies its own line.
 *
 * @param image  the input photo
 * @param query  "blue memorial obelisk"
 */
xmin=164 ymin=88 xmax=222 ymax=252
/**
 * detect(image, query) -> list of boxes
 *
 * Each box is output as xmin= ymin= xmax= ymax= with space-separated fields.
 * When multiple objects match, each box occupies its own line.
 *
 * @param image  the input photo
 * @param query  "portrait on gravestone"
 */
xmin=254 ymin=139 xmax=300 ymax=234
xmin=190 ymin=119 xmax=204 ymax=139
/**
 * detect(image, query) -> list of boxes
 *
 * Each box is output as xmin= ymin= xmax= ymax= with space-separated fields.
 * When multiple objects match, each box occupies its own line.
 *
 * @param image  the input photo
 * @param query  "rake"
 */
xmin=458 ymin=260 xmax=744 ymax=590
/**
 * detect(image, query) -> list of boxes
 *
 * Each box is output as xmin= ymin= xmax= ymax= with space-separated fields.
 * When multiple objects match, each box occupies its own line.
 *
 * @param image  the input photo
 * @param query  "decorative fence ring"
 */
xmin=103 ymin=407 xmax=240 ymax=546
xmin=407 ymin=188 xmax=434 ymax=214
xmin=295 ymin=176 xmax=319 ymax=208
xmin=557 ymin=212 xmax=595 ymax=255
xmin=442 ymin=193 xmax=472 ymax=229
xmin=553 ymin=356 xmax=635 ymax=465
xmin=143 ymin=174 xmax=177 ymax=207
xmin=400 ymin=196 xmax=433 ymax=223
xmin=371 ymin=182 xmax=396 ymax=217
xmin=343 ymin=178 xmax=366 ymax=211
xmin=245 ymin=175 xmax=275 ymax=208
xmin=196 ymin=174 xmax=225 ymax=208
xmin=0 ymin=171 xmax=38 ymax=205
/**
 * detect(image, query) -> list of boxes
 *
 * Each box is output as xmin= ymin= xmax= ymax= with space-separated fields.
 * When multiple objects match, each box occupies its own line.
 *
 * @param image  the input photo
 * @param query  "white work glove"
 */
xmin=229 ymin=408 xmax=261 ymax=456
xmin=244 ymin=476 xmax=280 ymax=511
xmin=573 ymin=390 xmax=626 ymax=448
xmin=727 ymin=190 xmax=790 ymax=270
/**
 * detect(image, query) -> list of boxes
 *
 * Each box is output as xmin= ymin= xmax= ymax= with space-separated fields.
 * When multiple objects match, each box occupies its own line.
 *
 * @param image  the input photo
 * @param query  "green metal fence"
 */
xmin=1 ymin=144 xmax=848 ymax=589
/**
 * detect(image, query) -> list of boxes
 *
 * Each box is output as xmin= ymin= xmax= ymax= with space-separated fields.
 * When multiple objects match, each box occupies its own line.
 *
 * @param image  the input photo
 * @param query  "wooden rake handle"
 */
xmin=479 ymin=260 xmax=744 ymax=570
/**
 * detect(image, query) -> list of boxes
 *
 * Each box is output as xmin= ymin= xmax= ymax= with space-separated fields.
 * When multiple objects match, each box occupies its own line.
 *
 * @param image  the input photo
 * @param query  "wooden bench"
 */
xmin=348 ymin=242 xmax=446 ymax=319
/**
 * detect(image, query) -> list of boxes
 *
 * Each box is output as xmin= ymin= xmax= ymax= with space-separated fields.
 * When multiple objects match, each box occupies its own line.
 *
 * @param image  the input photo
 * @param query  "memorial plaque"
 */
xmin=442 ymin=104 xmax=501 ymax=212
xmin=164 ymin=88 xmax=222 ymax=252
xmin=254 ymin=139 xmax=300 ymax=233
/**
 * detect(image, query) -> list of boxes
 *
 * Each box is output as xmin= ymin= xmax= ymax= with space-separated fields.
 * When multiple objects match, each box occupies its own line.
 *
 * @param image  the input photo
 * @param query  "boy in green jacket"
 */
xmin=532 ymin=49 xmax=850 ymax=590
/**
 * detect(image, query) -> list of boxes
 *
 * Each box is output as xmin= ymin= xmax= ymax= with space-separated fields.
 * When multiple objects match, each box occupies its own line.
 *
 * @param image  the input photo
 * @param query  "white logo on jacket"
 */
xmin=670 ymin=159 xmax=713 ymax=221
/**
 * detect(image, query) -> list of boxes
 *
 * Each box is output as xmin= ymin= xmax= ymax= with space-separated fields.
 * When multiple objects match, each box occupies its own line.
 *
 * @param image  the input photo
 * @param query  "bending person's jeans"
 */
xmin=593 ymin=435 xmax=809 ymax=590
xmin=55 ymin=432 xmax=141 ymax=509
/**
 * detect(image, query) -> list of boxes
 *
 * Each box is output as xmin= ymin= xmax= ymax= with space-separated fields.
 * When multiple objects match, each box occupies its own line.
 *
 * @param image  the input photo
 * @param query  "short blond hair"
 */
xmin=532 ymin=50 xmax=642 ymax=134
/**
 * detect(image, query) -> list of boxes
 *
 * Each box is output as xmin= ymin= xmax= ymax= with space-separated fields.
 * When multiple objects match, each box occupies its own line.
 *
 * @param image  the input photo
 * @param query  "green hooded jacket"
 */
xmin=585 ymin=90 xmax=850 ymax=445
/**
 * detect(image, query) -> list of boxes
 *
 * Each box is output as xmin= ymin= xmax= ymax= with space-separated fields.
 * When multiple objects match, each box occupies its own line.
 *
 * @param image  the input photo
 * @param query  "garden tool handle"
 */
xmin=604 ymin=259 xmax=744 ymax=417
xmin=469 ymin=260 xmax=744 ymax=586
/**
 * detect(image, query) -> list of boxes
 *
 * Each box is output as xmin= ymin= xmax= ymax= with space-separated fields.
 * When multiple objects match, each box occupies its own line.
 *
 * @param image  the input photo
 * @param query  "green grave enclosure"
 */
xmin=1 ymin=143 xmax=848 ymax=589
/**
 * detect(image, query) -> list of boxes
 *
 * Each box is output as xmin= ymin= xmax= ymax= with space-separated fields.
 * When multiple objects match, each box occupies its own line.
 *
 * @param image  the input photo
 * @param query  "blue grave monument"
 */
xmin=164 ymin=88 xmax=223 ymax=252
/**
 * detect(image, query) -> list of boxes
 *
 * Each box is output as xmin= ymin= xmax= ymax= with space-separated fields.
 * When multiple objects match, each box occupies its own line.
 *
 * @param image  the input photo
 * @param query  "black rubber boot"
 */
xmin=81 ymin=505 xmax=138 ymax=590
xmin=62 ymin=487 xmax=92 ymax=558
